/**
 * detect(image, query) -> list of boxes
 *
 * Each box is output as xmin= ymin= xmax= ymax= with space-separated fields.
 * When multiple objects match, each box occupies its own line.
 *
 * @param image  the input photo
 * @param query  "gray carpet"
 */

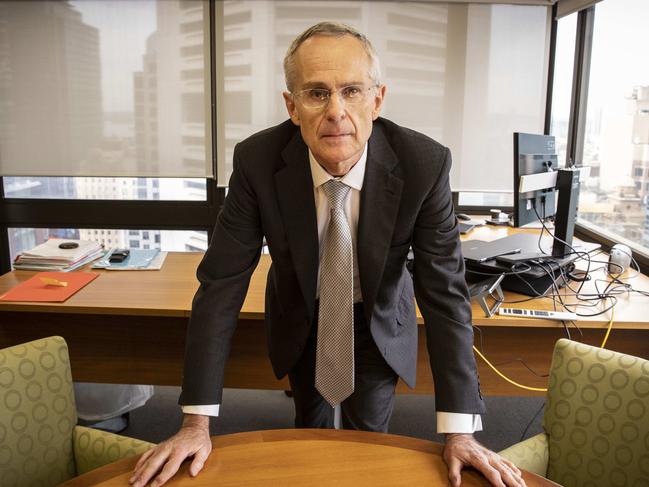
xmin=120 ymin=386 xmax=544 ymax=452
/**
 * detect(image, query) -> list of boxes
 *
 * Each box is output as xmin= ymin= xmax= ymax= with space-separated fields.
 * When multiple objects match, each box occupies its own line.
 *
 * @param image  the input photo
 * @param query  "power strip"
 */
xmin=498 ymin=307 xmax=578 ymax=321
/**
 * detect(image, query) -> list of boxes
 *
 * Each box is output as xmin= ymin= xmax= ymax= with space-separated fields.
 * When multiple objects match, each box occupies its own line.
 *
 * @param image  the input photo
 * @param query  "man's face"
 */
xmin=283 ymin=35 xmax=386 ymax=176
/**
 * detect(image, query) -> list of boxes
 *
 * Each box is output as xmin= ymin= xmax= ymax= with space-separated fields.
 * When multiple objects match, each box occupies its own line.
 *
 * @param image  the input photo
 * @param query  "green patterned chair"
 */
xmin=500 ymin=338 xmax=649 ymax=487
xmin=0 ymin=336 xmax=154 ymax=487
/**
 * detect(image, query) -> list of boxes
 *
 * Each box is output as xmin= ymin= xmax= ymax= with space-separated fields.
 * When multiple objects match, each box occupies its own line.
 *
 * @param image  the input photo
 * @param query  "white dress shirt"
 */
xmin=183 ymin=144 xmax=482 ymax=434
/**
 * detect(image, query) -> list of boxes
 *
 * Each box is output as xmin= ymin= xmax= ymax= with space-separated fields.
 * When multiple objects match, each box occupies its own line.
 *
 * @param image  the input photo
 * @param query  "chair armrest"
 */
xmin=499 ymin=432 xmax=549 ymax=477
xmin=73 ymin=425 xmax=155 ymax=475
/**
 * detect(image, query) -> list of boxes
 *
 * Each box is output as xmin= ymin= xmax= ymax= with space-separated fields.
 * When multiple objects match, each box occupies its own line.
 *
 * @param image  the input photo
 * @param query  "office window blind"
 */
xmin=0 ymin=0 xmax=212 ymax=178
xmin=216 ymin=1 xmax=550 ymax=192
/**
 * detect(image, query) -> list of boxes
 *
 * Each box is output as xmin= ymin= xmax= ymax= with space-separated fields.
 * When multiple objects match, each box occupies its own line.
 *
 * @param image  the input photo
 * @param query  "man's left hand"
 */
xmin=443 ymin=433 xmax=526 ymax=487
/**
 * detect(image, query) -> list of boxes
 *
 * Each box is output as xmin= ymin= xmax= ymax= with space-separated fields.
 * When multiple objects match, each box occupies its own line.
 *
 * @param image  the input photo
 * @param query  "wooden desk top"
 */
xmin=60 ymin=429 xmax=559 ymax=487
xmin=0 ymin=253 xmax=266 ymax=320
xmin=1 ymin=225 xmax=647 ymax=330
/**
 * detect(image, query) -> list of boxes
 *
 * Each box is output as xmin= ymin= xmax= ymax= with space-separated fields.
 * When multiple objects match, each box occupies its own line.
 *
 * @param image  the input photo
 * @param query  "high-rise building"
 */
xmin=133 ymin=1 xmax=208 ymax=251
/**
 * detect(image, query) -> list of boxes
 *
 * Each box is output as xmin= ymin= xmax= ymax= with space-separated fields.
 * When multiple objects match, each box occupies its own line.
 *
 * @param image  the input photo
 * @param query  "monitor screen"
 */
xmin=513 ymin=132 xmax=558 ymax=227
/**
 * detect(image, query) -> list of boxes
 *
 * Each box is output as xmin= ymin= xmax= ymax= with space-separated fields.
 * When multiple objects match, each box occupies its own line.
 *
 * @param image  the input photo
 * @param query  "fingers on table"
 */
xmin=151 ymin=450 xmax=190 ymax=487
xmin=134 ymin=447 xmax=156 ymax=471
xmin=130 ymin=441 xmax=203 ymax=487
xmin=130 ymin=443 xmax=174 ymax=487
xmin=478 ymin=450 xmax=526 ymax=487
xmin=445 ymin=438 xmax=526 ymax=487
xmin=189 ymin=446 xmax=211 ymax=477
xmin=446 ymin=455 xmax=463 ymax=487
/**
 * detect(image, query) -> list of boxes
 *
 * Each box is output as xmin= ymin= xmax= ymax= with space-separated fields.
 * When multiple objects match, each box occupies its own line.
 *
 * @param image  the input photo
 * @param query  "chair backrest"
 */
xmin=0 ymin=336 xmax=77 ymax=487
xmin=544 ymin=338 xmax=649 ymax=487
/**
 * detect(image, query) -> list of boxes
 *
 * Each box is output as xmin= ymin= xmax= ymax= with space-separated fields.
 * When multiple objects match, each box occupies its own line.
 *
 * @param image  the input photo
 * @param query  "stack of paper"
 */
xmin=13 ymin=238 xmax=105 ymax=272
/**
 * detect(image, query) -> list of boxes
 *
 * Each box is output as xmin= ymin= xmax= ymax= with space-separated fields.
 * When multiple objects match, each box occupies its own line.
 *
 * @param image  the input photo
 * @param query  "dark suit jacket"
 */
xmin=180 ymin=117 xmax=485 ymax=416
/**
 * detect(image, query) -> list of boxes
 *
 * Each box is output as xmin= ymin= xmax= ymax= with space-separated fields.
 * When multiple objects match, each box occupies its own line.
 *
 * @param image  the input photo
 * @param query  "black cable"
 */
xmin=520 ymin=401 xmax=546 ymax=442
xmin=491 ymin=359 xmax=549 ymax=379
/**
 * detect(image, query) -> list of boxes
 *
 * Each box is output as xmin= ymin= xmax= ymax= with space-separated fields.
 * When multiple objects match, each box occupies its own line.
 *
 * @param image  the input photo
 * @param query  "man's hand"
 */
xmin=443 ymin=433 xmax=525 ymax=487
xmin=129 ymin=414 xmax=212 ymax=487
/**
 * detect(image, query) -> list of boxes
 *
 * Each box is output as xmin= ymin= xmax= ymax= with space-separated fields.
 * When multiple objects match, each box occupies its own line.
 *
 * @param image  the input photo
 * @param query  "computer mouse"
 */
xmin=456 ymin=213 xmax=472 ymax=221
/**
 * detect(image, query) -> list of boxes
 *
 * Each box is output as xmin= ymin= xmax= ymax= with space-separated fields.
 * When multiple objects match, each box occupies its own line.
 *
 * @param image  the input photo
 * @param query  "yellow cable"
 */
xmin=473 ymin=345 xmax=548 ymax=392
xmin=473 ymin=304 xmax=615 ymax=393
xmin=599 ymin=305 xmax=614 ymax=349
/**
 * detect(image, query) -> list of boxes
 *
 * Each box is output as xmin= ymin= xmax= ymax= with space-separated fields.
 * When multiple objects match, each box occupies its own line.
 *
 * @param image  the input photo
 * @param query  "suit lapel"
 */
xmin=358 ymin=125 xmax=404 ymax=322
xmin=275 ymin=131 xmax=319 ymax=321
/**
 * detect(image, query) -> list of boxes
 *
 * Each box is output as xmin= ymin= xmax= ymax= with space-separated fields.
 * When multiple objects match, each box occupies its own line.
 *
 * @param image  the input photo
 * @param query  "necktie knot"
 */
xmin=322 ymin=179 xmax=350 ymax=210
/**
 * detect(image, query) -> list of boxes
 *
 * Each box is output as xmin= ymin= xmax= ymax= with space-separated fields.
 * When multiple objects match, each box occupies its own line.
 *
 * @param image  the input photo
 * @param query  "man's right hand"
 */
xmin=129 ymin=414 xmax=212 ymax=487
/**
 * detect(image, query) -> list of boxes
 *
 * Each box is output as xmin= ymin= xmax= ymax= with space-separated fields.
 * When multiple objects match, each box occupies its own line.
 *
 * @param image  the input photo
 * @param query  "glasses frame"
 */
xmin=291 ymin=84 xmax=378 ymax=110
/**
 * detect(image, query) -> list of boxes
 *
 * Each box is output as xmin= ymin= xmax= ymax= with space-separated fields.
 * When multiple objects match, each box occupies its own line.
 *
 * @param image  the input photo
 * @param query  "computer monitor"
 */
xmin=513 ymin=132 xmax=558 ymax=228
xmin=462 ymin=133 xmax=598 ymax=296
xmin=513 ymin=132 xmax=587 ymax=257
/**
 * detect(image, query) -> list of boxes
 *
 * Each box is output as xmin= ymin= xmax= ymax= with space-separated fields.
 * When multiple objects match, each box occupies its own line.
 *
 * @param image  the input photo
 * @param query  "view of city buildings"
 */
xmin=576 ymin=85 xmax=649 ymax=247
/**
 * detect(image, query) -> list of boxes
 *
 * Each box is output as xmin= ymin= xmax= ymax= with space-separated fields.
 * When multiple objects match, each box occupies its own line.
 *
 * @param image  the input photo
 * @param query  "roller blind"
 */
xmin=217 ymin=1 xmax=551 ymax=192
xmin=0 ymin=0 xmax=213 ymax=178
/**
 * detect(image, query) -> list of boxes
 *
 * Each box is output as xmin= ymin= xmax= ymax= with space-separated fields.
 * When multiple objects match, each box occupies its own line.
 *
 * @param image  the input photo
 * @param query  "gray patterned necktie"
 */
xmin=315 ymin=179 xmax=354 ymax=407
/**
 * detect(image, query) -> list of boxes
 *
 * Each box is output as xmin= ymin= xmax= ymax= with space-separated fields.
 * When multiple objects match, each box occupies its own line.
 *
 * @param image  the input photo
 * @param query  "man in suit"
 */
xmin=131 ymin=22 xmax=525 ymax=487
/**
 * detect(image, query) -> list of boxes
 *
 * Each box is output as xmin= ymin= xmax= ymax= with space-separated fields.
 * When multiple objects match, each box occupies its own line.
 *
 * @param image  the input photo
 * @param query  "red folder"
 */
xmin=0 ymin=272 xmax=99 ymax=302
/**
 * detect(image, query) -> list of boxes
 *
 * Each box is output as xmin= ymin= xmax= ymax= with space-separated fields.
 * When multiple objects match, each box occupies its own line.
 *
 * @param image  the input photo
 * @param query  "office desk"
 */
xmin=59 ymin=429 xmax=560 ymax=487
xmin=1 ymin=226 xmax=648 ymax=396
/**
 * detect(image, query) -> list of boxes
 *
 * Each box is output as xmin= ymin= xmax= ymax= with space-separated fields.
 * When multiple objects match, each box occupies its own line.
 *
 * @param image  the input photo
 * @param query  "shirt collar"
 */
xmin=309 ymin=143 xmax=367 ymax=192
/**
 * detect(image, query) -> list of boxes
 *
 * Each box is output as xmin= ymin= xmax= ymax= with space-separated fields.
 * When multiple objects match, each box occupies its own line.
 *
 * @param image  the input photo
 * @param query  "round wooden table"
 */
xmin=61 ymin=429 xmax=559 ymax=486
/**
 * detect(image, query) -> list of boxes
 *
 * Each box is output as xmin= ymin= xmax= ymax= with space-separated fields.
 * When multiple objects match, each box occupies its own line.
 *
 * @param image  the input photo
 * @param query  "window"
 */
xmin=578 ymin=0 xmax=649 ymax=251
xmin=216 ymin=1 xmax=551 ymax=195
xmin=2 ymin=177 xmax=206 ymax=201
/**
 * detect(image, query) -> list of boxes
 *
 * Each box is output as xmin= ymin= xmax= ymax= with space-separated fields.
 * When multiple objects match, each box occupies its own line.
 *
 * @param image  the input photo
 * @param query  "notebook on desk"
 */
xmin=461 ymin=234 xmax=534 ymax=263
xmin=0 ymin=272 xmax=99 ymax=302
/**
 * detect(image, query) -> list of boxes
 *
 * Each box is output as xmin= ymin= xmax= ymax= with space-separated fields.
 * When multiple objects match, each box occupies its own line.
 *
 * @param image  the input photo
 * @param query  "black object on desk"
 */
xmin=109 ymin=250 xmax=130 ymax=263
xmin=58 ymin=242 xmax=79 ymax=249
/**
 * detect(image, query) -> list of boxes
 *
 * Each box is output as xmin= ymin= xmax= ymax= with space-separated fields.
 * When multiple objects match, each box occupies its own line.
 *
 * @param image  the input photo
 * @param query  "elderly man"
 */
xmin=130 ymin=22 xmax=525 ymax=487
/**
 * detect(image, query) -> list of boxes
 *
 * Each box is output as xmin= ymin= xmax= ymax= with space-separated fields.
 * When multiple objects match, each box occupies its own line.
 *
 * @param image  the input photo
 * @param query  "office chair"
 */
xmin=499 ymin=338 xmax=649 ymax=487
xmin=0 ymin=336 xmax=154 ymax=487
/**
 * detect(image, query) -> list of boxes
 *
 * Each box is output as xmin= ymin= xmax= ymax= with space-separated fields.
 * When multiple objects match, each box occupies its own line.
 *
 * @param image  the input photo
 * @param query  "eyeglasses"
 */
xmin=292 ymin=84 xmax=377 ymax=109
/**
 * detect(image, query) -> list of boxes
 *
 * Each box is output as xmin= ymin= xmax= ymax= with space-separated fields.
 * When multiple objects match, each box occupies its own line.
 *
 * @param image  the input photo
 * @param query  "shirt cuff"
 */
xmin=181 ymin=404 xmax=220 ymax=417
xmin=436 ymin=412 xmax=483 ymax=434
